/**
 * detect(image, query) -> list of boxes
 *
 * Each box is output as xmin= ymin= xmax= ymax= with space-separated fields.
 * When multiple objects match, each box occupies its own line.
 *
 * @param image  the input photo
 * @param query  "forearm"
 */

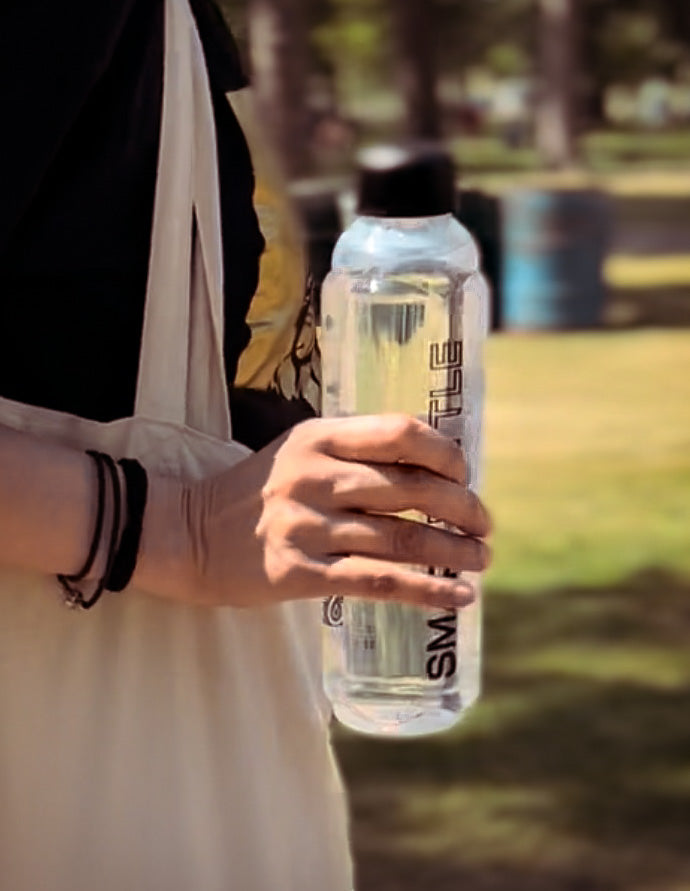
xmin=0 ymin=424 xmax=95 ymax=577
xmin=0 ymin=422 xmax=191 ymax=601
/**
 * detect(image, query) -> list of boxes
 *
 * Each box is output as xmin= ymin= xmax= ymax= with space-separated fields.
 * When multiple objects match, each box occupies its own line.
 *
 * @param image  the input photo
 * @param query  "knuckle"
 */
xmin=387 ymin=413 xmax=421 ymax=445
xmin=281 ymin=513 xmax=311 ymax=549
xmin=259 ymin=499 xmax=295 ymax=541
xmin=291 ymin=417 xmax=321 ymax=443
xmin=263 ymin=463 xmax=328 ymax=505
xmin=260 ymin=479 xmax=279 ymax=504
xmin=323 ymin=558 xmax=346 ymax=589
xmin=365 ymin=571 xmax=399 ymax=598
xmin=282 ymin=504 xmax=328 ymax=550
xmin=300 ymin=418 xmax=349 ymax=455
xmin=269 ymin=548 xmax=308 ymax=589
xmin=283 ymin=419 xmax=328 ymax=459
xmin=331 ymin=467 xmax=359 ymax=501
xmin=261 ymin=472 xmax=300 ymax=504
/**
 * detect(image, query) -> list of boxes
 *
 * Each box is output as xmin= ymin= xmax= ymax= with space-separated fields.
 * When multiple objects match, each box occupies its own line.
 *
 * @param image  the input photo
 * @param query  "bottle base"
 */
xmin=331 ymin=696 xmax=466 ymax=738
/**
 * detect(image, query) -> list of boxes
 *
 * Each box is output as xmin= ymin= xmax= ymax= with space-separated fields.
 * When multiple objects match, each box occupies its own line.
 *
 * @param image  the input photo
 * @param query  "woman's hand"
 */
xmin=137 ymin=415 xmax=491 ymax=609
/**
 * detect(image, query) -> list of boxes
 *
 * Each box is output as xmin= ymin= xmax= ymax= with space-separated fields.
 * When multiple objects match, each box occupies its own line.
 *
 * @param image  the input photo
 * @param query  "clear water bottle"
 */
xmin=320 ymin=144 xmax=489 ymax=737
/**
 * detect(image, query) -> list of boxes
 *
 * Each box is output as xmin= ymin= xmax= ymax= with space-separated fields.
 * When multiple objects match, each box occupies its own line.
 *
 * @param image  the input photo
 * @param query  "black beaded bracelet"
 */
xmin=105 ymin=458 xmax=148 ymax=593
xmin=58 ymin=450 xmax=122 ymax=610
xmin=57 ymin=449 xmax=107 ymax=606
xmin=94 ymin=452 xmax=122 ymax=606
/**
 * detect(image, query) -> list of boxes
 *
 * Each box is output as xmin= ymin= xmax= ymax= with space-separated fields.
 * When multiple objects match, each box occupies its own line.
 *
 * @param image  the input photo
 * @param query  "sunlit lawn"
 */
xmin=335 ymin=329 xmax=690 ymax=891
xmin=484 ymin=331 xmax=690 ymax=591
xmin=448 ymin=128 xmax=690 ymax=179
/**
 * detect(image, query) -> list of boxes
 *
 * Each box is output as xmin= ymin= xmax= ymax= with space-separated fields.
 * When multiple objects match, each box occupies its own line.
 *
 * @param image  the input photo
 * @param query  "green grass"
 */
xmin=335 ymin=329 xmax=690 ymax=891
xmin=447 ymin=128 xmax=690 ymax=177
xmin=483 ymin=330 xmax=690 ymax=591
xmin=585 ymin=129 xmax=690 ymax=171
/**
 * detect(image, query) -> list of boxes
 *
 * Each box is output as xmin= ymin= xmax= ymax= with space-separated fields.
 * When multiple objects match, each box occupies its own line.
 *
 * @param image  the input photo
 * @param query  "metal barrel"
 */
xmin=501 ymin=189 xmax=610 ymax=329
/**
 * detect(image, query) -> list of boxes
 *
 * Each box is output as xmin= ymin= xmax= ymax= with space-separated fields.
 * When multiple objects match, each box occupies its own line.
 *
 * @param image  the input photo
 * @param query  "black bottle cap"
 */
xmin=356 ymin=143 xmax=456 ymax=218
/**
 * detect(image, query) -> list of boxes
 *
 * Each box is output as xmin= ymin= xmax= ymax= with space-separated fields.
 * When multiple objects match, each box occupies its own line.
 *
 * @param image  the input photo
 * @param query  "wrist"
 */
xmin=133 ymin=473 xmax=196 ymax=603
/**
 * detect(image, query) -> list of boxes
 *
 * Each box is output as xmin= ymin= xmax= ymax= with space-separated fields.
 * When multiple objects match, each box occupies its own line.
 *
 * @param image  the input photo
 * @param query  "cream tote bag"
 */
xmin=0 ymin=1 xmax=352 ymax=888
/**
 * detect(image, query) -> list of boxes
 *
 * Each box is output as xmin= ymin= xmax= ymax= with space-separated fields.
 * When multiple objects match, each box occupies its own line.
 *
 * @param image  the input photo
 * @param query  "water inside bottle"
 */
xmin=324 ymin=272 xmax=455 ymax=419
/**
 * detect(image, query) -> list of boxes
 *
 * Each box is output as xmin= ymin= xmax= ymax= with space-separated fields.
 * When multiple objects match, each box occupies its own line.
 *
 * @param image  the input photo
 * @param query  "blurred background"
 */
xmin=222 ymin=1 xmax=690 ymax=888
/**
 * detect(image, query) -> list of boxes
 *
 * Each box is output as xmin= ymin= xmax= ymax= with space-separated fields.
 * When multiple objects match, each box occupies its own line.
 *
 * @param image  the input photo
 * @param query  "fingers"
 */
xmin=246 ymin=413 xmax=492 ymax=612
xmin=259 ymin=499 xmax=488 ymax=610
xmin=263 ymin=537 xmax=477 ymax=612
xmin=324 ymin=513 xmax=491 ymax=573
xmin=312 ymin=415 xmax=466 ymax=484
xmin=323 ymin=555 xmax=476 ymax=611
xmin=329 ymin=462 xmax=491 ymax=538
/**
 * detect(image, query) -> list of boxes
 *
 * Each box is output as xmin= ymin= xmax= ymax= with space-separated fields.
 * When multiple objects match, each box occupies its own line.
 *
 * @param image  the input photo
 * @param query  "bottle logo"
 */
xmin=428 ymin=339 xmax=463 ymax=432
xmin=323 ymin=595 xmax=344 ymax=627
xmin=424 ymin=338 xmax=464 ymax=681
xmin=425 ymin=609 xmax=458 ymax=680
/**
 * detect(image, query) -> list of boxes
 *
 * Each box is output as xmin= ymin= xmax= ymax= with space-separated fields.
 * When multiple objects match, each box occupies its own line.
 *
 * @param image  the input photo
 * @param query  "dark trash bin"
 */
xmin=501 ymin=189 xmax=610 ymax=330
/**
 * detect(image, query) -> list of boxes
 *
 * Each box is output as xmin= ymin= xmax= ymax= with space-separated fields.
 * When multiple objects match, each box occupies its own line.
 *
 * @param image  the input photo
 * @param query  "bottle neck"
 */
xmin=357 ymin=212 xmax=453 ymax=226
xmin=357 ymin=213 xmax=454 ymax=229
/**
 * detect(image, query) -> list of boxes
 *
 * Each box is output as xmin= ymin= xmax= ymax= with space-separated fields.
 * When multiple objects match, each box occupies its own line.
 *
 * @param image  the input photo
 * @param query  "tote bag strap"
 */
xmin=185 ymin=4 xmax=232 ymax=439
xmin=134 ymin=0 xmax=231 ymax=440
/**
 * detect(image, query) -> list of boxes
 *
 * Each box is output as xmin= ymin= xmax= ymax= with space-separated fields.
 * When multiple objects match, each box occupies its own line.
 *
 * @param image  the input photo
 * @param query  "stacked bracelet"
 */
xmin=57 ymin=451 xmax=148 ymax=610
xmin=105 ymin=459 xmax=148 ymax=593
xmin=57 ymin=450 xmax=107 ymax=609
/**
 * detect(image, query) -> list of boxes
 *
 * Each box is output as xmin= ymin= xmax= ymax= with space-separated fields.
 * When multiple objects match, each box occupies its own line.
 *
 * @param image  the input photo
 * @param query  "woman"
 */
xmin=0 ymin=1 xmax=491 ymax=888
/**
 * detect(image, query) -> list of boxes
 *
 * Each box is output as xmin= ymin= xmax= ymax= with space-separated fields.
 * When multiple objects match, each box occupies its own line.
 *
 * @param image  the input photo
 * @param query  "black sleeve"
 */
xmin=230 ymin=389 xmax=316 ymax=452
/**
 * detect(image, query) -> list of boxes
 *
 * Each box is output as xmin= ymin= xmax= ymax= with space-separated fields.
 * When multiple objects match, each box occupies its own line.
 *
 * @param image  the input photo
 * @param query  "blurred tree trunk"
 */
xmin=390 ymin=0 xmax=441 ymax=140
xmin=246 ymin=0 xmax=310 ymax=177
xmin=535 ymin=0 xmax=579 ymax=168
xmin=665 ymin=1 xmax=690 ymax=50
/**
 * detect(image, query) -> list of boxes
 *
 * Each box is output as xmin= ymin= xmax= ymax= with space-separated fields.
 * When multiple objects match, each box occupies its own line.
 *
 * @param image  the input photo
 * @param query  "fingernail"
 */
xmin=452 ymin=585 xmax=476 ymax=606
